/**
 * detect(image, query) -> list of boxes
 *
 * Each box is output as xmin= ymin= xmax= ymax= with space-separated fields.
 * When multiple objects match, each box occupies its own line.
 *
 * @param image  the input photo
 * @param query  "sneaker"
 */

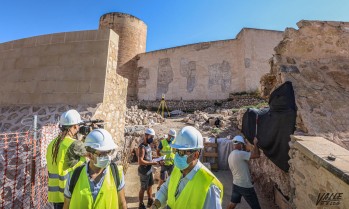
xmin=147 ymin=198 xmax=154 ymax=207
xmin=139 ymin=202 xmax=146 ymax=209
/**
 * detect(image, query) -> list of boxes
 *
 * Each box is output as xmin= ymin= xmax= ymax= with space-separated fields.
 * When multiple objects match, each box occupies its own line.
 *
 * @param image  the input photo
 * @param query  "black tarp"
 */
xmin=242 ymin=81 xmax=297 ymax=172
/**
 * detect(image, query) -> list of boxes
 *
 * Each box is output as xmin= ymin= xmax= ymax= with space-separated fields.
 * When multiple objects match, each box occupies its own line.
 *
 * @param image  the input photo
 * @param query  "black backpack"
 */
xmin=69 ymin=162 xmax=121 ymax=195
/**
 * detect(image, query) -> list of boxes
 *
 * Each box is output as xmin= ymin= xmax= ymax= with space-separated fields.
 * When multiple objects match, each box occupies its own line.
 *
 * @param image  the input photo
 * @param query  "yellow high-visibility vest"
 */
xmin=46 ymin=136 xmax=85 ymax=203
xmin=69 ymin=165 xmax=123 ymax=209
xmin=160 ymin=139 xmax=175 ymax=166
xmin=168 ymin=165 xmax=223 ymax=209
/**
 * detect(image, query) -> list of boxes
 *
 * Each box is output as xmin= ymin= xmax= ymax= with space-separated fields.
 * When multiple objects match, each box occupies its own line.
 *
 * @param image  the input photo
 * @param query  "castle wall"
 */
xmin=0 ymin=29 xmax=128 ymax=146
xmin=0 ymin=30 xmax=114 ymax=105
xmin=99 ymin=12 xmax=147 ymax=100
xmin=238 ymin=29 xmax=284 ymax=91
xmin=136 ymin=29 xmax=283 ymax=100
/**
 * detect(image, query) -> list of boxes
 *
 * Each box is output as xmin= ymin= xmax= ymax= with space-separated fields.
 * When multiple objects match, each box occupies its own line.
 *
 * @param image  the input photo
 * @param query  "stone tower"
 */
xmin=99 ymin=13 xmax=147 ymax=99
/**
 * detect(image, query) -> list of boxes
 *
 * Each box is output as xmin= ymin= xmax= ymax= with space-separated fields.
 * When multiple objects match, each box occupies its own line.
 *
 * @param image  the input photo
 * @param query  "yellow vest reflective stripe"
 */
xmin=168 ymin=165 xmax=223 ymax=209
xmin=69 ymin=165 xmax=120 ymax=209
xmin=46 ymin=136 xmax=85 ymax=203
xmin=160 ymin=139 xmax=175 ymax=166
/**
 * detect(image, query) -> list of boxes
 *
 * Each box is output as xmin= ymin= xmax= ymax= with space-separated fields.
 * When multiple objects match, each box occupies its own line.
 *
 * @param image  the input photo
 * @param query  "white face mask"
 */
xmin=94 ymin=155 xmax=111 ymax=168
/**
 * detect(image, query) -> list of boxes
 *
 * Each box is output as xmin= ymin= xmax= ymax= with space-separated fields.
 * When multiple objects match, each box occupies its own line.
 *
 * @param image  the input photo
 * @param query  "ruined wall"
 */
xmin=137 ymin=29 xmax=283 ymax=100
xmin=289 ymin=136 xmax=349 ymax=209
xmin=261 ymin=20 xmax=349 ymax=149
xmin=99 ymin=12 xmax=147 ymax=100
xmin=0 ymin=30 xmax=113 ymax=105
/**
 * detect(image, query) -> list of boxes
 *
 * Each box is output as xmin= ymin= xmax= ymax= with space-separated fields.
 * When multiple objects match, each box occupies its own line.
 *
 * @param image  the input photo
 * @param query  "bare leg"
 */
xmin=139 ymin=188 xmax=146 ymax=204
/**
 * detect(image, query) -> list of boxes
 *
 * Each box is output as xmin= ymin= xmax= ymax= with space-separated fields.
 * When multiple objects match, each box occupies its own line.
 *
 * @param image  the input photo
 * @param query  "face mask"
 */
xmin=94 ymin=155 xmax=111 ymax=168
xmin=174 ymin=153 xmax=190 ymax=170
xmin=169 ymin=136 xmax=175 ymax=141
xmin=147 ymin=137 xmax=154 ymax=144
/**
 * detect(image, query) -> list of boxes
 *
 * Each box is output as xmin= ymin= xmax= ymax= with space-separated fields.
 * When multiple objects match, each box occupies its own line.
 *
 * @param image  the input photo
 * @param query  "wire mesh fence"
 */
xmin=0 ymin=124 xmax=59 ymax=209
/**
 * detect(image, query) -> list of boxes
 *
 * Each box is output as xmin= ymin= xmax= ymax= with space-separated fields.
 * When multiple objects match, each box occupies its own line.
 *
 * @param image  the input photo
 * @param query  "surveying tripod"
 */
xmin=157 ymin=94 xmax=171 ymax=118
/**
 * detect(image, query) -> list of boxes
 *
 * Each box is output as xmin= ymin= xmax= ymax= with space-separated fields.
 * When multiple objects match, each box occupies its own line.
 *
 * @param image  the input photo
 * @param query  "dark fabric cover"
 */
xmin=242 ymin=81 xmax=297 ymax=172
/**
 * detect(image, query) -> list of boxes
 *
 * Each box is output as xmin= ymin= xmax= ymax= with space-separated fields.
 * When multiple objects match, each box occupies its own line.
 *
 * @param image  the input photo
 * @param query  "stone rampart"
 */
xmin=136 ymin=29 xmax=283 ymax=100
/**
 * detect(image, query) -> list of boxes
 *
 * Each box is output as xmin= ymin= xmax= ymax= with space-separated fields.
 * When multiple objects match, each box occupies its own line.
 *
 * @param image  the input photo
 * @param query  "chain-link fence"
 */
xmin=0 ymin=124 xmax=59 ymax=209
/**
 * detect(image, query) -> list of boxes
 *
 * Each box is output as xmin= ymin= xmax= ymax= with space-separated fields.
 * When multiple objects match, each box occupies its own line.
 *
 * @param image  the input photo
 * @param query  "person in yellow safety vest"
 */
xmin=62 ymin=129 xmax=127 ymax=209
xmin=46 ymin=109 xmax=86 ymax=209
xmin=156 ymin=129 xmax=176 ymax=191
xmin=152 ymin=126 xmax=224 ymax=209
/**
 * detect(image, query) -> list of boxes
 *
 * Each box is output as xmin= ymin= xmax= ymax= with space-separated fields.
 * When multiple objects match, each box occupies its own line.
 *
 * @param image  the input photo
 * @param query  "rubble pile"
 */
xmin=125 ymin=105 xmax=165 ymax=126
xmin=127 ymin=94 xmax=266 ymax=112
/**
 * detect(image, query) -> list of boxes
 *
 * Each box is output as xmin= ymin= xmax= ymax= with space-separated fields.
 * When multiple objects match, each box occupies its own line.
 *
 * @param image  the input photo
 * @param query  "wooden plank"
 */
xmin=204 ymin=143 xmax=218 ymax=147
xmin=203 ymin=152 xmax=218 ymax=157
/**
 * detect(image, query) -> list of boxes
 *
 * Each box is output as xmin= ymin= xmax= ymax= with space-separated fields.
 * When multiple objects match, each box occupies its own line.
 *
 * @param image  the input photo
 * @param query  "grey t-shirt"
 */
xmin=228 ymin=150 xmax=253 ymax=188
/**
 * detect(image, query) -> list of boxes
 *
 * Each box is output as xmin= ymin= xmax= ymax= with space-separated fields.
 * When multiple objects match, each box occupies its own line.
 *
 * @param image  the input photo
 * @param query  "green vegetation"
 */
xmin=231 ymin=102 xmax=269 ymax=112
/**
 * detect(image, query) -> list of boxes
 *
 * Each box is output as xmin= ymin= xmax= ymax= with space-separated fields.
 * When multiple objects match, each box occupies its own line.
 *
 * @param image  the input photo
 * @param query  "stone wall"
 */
xmin=261 ymin=20 xmax=349 ymax=149
xmin=0 ymin=30 xmax=113 ymax=105
xmin=136 ymin=29 xmax=283 ymax=100
xmin=0 ymin=29 xmax=128 ymax=146
xmin=289 ymin=135 xmax=349 ymax=209
xmin=99 ymin=12 xmax=147 ymax=100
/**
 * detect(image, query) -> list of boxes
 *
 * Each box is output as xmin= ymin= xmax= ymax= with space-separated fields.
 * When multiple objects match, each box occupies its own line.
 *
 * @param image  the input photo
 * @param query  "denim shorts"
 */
xmin=231 ymin=184 xmax=261 ymax=209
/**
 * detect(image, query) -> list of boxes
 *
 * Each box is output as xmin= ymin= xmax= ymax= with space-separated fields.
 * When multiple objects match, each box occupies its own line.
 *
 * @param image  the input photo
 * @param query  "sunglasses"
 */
xmin=173 ymin=149 xmax=197 ymax=157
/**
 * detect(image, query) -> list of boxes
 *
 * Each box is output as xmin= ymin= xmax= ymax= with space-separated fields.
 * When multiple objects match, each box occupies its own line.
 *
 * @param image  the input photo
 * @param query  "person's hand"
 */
xmin=152 ymin=199 xmax=161 ymax=209
xmin=253 ymin=137 xmax=258 ymax=145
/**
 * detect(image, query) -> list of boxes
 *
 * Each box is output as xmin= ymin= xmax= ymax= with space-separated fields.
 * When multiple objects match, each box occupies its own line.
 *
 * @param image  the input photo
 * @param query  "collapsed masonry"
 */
xmin=253 ymin=20 xmax=349 ymax=208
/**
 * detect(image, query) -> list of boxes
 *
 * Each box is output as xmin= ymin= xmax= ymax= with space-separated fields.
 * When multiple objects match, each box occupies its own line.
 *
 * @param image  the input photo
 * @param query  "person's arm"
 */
xmin=250 ymin=137 xmax=260 ymax=159
xmin=138 ymin=147 xmax=157 ymax=165
xmin=202 ymin=184 xmax=222 ymax=209
xmin=156 ymin=142 xmax=162 ymax=157
xmin=118 ymin=188 xmax=127 ymax=209
xmin=152 ymin=177 xmax=170 ymax=209
xmin=63 ymin=198 xmax=70 ymax=209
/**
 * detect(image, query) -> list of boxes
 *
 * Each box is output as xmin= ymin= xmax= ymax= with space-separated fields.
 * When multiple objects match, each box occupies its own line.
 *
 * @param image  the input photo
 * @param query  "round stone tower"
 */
xmin=99 ymin=12 xmax=147 ymax=68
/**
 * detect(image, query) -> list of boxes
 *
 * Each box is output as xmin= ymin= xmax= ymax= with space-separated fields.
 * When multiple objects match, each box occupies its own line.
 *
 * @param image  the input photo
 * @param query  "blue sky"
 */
xmin=1 ymin=0 xmax=349 ymax=52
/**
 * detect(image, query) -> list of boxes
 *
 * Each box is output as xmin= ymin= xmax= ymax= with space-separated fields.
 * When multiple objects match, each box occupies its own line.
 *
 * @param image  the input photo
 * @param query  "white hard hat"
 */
xmin=168 ymin=129 xmax=176 ymax=137
xmin=59 ymin=109 xmax=82 ymax=126
xmin=145 ymin=128 xmax=155 ymax=136
xmin=84 ymin=129 xmax=117 ymax=151
xmin=170 ymin=126 xmax=203 ymax=150
xmin=233 ymin=135 xmax=245 ymax=144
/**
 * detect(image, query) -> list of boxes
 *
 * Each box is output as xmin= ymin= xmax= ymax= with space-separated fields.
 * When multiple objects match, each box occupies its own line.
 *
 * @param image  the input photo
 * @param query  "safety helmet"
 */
xmin=84 ymin=129 xmax=117 ymax=151
xmin=233 ymin=135 xmax=245 ymax=144
xmin=145 ymin=128 xmax=155 ymax=136
xmin=59 ymin=109 xmax=82 ymax=126
xmin=170 ymin=126 xmax=203 ymax=150
xmin=168 ymin=129 xmax=176 ymax=137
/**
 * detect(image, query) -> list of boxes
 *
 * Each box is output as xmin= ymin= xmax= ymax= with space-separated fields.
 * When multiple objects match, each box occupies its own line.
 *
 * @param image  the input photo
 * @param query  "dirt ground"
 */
xmin=124 ymin=115 xmax=278 ymax=209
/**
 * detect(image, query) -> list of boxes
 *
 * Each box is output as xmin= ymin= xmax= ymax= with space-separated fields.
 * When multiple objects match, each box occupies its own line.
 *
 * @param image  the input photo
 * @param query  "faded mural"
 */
xmin=156 ymin=58 xmax=173 ymax=99
xmin=138 ymin=67 xmax=150 ymax=88
xmin=208 ymin=60 xmax=232 ymax=92
xmin=180 ymin=58 xmax=197 ymax=92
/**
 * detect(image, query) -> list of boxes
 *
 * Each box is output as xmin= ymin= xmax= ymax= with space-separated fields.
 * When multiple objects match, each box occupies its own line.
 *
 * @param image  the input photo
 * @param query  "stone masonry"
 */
xmin=261 ymin=20 xmax=349 ymax=149
xmin=0 ymin=29 xmax=128 ymax=147
xmin=289 ymin=136 xmax=349 ymax=209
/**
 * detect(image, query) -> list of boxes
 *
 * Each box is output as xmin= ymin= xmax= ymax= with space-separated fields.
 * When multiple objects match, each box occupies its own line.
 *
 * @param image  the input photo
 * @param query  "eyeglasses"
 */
xmin=173 ymin=149 xmax=197 ymax=157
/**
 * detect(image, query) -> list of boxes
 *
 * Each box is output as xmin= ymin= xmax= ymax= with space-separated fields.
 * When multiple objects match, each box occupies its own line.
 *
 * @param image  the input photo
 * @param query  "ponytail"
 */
xmin=51 ymin=126 xmax=70 ymax=164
